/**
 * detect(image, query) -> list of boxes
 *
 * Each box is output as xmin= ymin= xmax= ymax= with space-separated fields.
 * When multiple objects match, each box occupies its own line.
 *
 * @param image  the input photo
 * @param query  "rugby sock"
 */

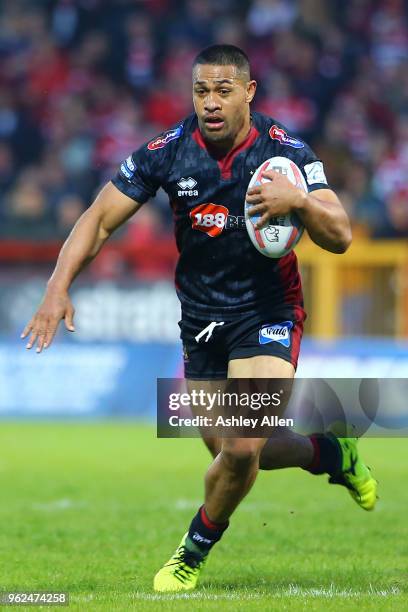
xmin=306 ymin=434 xmax=342 ymax=475
xmin=185 ymin=505 xmax=229 ymax=556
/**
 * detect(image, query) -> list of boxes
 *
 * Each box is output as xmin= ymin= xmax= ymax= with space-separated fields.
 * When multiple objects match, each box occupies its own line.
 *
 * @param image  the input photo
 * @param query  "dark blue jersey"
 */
xmin=111 ymin=111 xmax=329 ymax=319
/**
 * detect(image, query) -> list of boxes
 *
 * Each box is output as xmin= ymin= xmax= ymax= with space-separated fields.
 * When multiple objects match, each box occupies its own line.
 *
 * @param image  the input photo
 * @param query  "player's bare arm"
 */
xmin=21 ymin=182 xmax=142 ymax=353
xmin=246 ymin=170 xmax=352 ymax=253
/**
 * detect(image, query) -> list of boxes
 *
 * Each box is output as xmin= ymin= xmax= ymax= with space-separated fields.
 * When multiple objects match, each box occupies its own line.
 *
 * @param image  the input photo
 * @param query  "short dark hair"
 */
xmin=193 ymin=45 xmax=250 ymax=79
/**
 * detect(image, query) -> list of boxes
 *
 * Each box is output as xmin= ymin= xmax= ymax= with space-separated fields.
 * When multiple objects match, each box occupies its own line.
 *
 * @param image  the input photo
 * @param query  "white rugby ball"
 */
xmin=245 ymin=156 xmax=307 ymax=258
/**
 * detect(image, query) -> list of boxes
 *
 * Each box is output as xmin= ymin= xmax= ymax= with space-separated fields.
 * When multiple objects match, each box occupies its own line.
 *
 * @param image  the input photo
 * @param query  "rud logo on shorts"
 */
xmin=259 ymin=321 xmax=293 ymax=347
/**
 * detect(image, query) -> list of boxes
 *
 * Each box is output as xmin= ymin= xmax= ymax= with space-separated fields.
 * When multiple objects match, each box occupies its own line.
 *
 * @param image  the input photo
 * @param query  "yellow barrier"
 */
xmin=296 ymin=238 xmax=408 ymax=339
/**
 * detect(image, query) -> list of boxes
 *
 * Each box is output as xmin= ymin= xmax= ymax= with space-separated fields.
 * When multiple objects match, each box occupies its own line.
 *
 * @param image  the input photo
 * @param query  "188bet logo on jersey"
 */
xmin=190 ymin=204 xmax=229 ymax=237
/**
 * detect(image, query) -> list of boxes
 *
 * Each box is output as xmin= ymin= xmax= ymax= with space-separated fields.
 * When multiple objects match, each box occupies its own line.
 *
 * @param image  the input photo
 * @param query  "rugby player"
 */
xmin=21 ymin=45 xmax=377 ymax=592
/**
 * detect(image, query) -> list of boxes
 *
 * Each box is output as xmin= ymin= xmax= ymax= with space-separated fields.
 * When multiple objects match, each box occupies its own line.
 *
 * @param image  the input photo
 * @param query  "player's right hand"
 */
xmin=21 ymin=291 xmax=75 ymax=354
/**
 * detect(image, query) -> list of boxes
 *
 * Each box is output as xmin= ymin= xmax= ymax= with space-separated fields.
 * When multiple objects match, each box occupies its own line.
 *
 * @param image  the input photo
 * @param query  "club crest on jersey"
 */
xmin=147 ymin=125 xmax=183 ymax=151
xmin=259 ymin=321 xmax=293 ymax=347
xmin=177 ymin=177 xmax=198 ymax=196
xmin=120 ymin=155 xmax=136 ymax=179
xmin=269 ymin=125 xmax=304 ymax=149
xmin=190 ymin=203 xmax=229 ymax=237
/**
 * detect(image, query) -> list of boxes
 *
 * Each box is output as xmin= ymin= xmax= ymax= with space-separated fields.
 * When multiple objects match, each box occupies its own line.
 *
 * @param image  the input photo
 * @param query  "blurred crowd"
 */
xmin=0 ymin=0 xmax=407 ymax=248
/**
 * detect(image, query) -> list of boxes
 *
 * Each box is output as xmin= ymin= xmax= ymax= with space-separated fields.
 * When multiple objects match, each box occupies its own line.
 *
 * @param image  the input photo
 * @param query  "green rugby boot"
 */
xmin=154 ymin=533 xmax=207 ymax=592
xmin=328 ymin=434 xmax=378 ymax=511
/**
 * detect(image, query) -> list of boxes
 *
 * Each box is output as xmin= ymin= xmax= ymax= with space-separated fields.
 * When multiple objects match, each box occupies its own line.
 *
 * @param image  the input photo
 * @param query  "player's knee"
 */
xmin=220 ymin=440 xmax=261 ymax=473
xmin=203 ymin=437 xmax=221 ymax=458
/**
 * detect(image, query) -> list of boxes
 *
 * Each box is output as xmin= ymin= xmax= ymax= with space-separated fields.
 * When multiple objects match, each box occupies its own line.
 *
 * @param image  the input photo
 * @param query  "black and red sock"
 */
xmin=306 ymin=434 xmax=342 ymax=476
xmin=185 ymin=505 xmax=229 ymax=556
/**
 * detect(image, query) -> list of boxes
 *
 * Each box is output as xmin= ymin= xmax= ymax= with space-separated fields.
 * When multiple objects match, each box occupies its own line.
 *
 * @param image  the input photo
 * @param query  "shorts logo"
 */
xmin=182 ymin=344 xmax=189 ymax=362
xmin=269 ymin=125 xmax=304 ymax=149
xmin=259 ymin=321 xmax=293 ymax=347
xmin=195 ymin=321 xmax=224 ymax=343
xmin=120 ymin=155 xmax=136 ymax=179
xmin=147 ymin=125 xmax=183 ymax=150
xmin=190 ymin=203 xmax=229 ymax=237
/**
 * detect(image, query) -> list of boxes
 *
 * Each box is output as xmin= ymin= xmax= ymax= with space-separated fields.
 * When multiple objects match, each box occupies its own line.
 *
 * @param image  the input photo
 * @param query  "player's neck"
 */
xmin=203 ymin=115 xmax=252 ymax=156
xmin=231 ymin=117 xmax=253 ymax=150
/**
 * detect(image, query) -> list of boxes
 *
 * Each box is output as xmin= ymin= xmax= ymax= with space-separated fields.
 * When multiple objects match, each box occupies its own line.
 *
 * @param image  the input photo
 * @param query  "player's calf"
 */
xmin=201 ymin=436 xmax=221 ymax=458
xmin=205 ymin=438 xmax=266 ymax=523
xmin=154 ymin=438 xmax=266 ymax=592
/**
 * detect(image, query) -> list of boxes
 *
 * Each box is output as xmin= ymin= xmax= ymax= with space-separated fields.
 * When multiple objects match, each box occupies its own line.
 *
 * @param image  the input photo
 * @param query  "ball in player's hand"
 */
xmin=245 ymin=156 xmax=306 ymax=258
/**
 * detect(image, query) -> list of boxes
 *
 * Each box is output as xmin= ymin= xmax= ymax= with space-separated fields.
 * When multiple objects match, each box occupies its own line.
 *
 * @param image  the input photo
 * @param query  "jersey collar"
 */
xmin=192 ymin=121 xmax=259 ymax=180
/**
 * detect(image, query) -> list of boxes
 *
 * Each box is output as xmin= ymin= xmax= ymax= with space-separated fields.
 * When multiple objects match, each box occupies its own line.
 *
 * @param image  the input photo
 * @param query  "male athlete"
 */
xmin=22 ymin=45 xmax=377 ymax=592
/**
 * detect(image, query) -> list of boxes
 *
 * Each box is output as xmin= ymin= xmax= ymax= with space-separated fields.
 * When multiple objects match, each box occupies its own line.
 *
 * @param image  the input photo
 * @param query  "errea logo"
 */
xmin=177 ymin=177 xmax=198 ymax=196
xmin=178 ymin=177 xmax=196 ymax=190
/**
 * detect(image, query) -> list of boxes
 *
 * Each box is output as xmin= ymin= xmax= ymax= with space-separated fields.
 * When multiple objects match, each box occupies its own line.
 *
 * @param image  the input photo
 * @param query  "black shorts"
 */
xmin=179 ymin=307 xmax=306 ymax=380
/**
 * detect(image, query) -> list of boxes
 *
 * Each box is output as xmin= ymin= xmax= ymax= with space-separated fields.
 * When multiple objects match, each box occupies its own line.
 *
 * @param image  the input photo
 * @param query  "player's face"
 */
xmin=193 ymin=64 xmax=256 ymax=147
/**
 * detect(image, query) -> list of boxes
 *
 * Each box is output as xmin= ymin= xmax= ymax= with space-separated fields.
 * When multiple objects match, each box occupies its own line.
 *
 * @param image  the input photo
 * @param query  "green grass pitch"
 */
xmin=0 ymin=423 xmax=406 ymax=610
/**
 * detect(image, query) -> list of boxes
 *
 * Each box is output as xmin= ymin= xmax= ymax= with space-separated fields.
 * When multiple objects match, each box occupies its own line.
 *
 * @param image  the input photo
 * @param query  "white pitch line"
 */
xmin=132 ymin=585 xmax=401 ymax=601
xmin=174 ymin=499 xmax=288 ymax=512
xmin=174 ymin=499 xmax=201 ymax=510
xmin=31 ymin=498 xmax=87 ymax=511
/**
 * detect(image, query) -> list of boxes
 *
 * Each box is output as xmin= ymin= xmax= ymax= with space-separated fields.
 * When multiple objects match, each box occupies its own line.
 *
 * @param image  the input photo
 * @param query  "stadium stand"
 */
xmin=0 ymin=0 xmax=407 ymax=339
xmin=0 ymin=0 xmax=406 ymax=245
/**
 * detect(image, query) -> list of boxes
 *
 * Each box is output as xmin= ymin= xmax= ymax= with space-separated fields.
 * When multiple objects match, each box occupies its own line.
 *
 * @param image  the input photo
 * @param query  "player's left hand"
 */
xmin=246 ymin=170 xmax=305 ymax=229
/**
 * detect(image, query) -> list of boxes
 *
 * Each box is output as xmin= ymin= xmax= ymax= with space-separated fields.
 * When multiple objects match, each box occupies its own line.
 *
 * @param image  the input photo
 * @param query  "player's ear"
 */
xmin=245 ymin=80 xmax=257 ymax=103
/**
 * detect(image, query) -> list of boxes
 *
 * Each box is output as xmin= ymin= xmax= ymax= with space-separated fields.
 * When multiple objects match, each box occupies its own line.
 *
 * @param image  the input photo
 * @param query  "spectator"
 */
xmin=0 ymin=142 xmax=14 ymax=198
xmin=0 ymin=0 xmax=406 ymax=245
xmin=247 ymin=0 xmax=298 ymax=37
xmin=4 ymin=173 xmax=54 ymax=239
xmin=55 ymin=194 xmax=86 ymax=237
xmin=257 ymin=70 xmax=317 ymax=137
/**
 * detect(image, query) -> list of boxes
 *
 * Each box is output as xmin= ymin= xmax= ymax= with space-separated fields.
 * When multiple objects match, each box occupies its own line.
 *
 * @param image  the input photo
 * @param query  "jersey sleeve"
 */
xmin=111 ymin=145 xmax=164 ymax=204
xmin=266 ymin=119 xmax=330 ymax=193
xmin=297 ymin=143 xmax=330 ymax=193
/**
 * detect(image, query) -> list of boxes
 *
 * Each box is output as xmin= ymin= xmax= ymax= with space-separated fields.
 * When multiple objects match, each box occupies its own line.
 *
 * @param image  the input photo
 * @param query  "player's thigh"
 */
xmin=227 ymin=356 xmax=294 ymax=424
xmin=227 ymin=354 xmax=295 ymax=378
